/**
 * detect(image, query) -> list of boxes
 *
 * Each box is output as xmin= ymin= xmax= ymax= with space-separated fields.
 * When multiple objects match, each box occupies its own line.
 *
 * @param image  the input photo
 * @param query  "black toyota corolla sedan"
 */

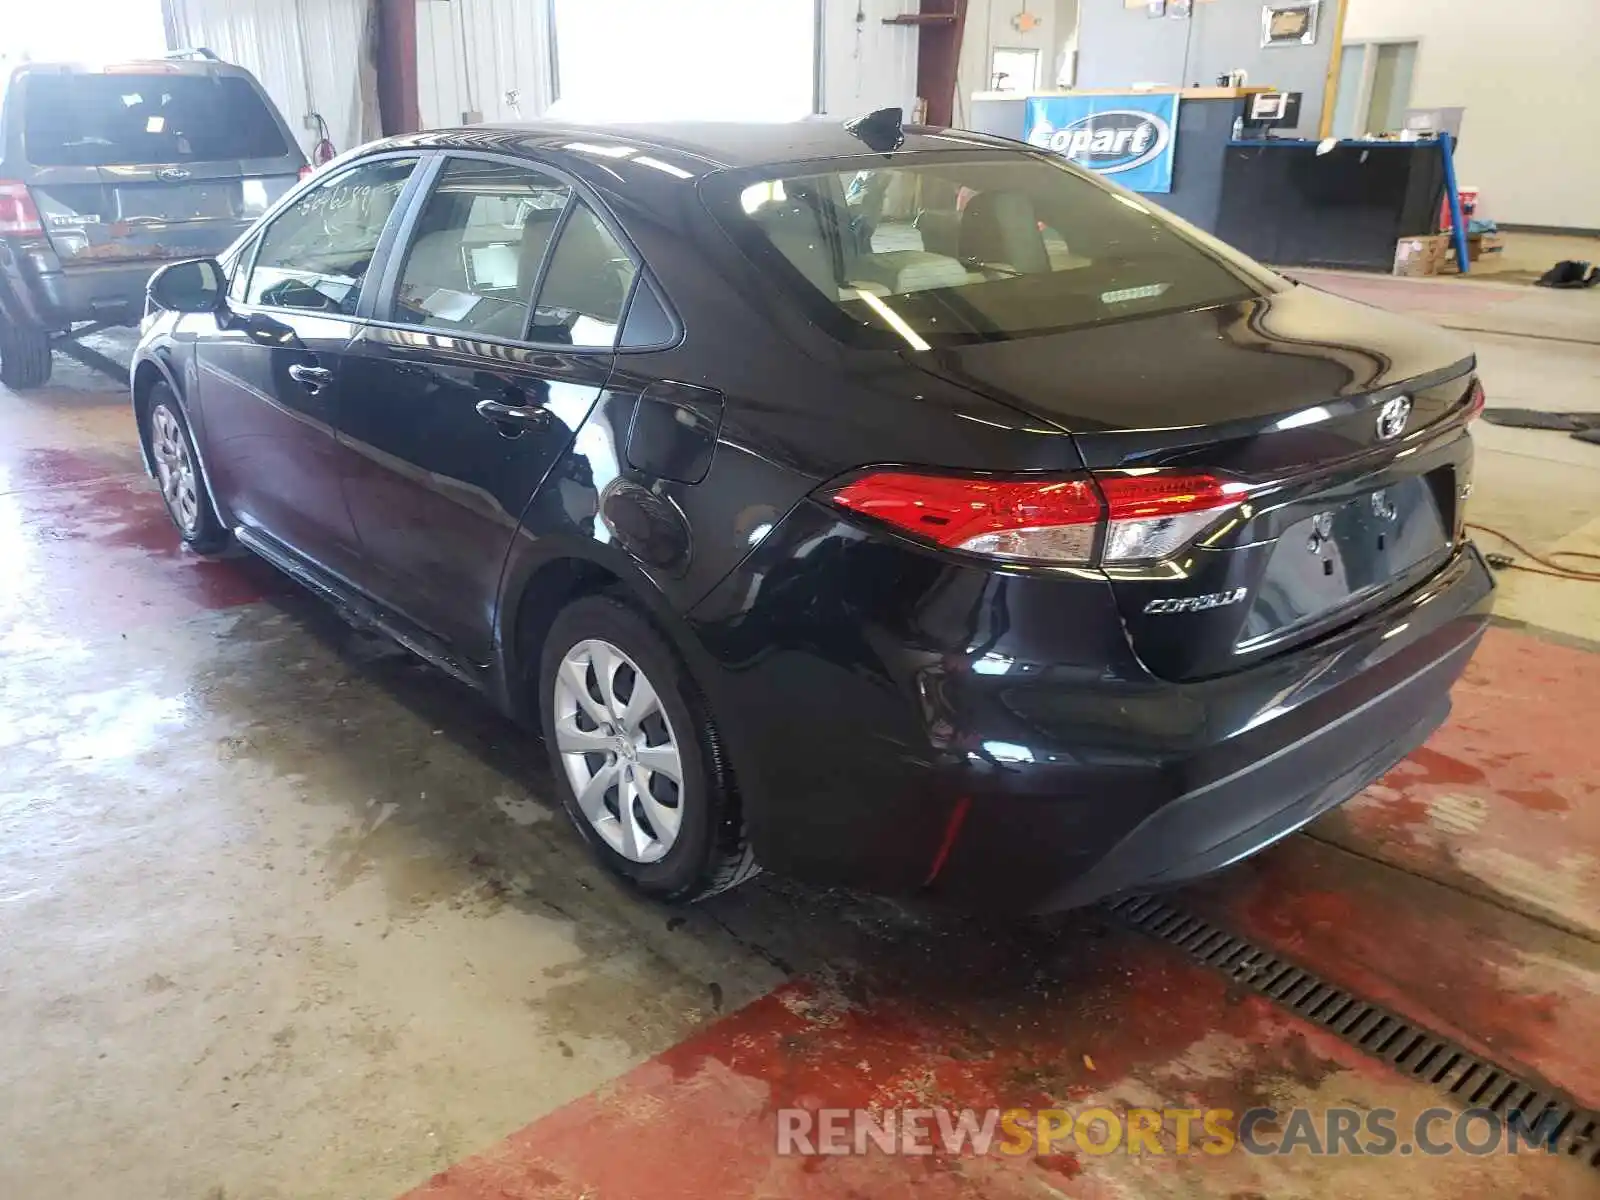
xmin=131 ymin=114 xmax=1492 ymax=913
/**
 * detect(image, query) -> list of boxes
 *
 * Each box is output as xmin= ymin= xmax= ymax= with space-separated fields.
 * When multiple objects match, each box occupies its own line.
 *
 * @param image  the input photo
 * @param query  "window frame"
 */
xmin=1332 ymin=39 xmax=1422 ymax=139
xmin=366 ymin=149 xmax=677 ymax=355
xmin=375 ymin=152 xmax=577 ymax=343
xmin=233 ymin=150 xmax=429 ymax=320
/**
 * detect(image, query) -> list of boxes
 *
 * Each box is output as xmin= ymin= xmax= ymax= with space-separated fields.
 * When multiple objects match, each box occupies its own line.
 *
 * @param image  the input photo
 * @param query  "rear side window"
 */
xmin=529 ymin=203 xmax=636 ymax=348
xmin=391 ymin=158 xmax=571 ymax=340
xmin=245 ymin=158 xmax=416 ymax=313
xmin=22 ymin=74 xmax=291 ymax=167
xmin=706 ymin=155 xmax=1278 ymax=349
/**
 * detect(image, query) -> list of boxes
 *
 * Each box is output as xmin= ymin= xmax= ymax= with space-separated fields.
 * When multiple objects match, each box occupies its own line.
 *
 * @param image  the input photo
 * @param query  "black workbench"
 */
xmin=1213 ymin=139 xmax=1448 ymax=270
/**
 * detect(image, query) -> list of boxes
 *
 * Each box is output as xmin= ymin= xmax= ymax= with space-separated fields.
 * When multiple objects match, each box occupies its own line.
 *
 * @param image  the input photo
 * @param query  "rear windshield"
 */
xmin=23 ymin=74 xmax=291 ymax=167
xmin=706 ymin=154 xmax=1278 ymax=349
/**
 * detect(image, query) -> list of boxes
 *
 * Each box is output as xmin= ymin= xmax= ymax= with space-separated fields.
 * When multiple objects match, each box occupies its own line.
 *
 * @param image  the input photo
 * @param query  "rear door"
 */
xmin=18 ymin=69 xmax=303 ymax=269
xmin=336 ymin=154 xmax=638 ymax=661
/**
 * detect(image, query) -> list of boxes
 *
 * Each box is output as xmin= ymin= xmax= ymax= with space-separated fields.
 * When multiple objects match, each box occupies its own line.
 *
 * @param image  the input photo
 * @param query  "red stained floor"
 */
xmin=0 ymin=449 xmax=279 ymax=644
xmin=1185 ymin=835 xmax=1600 ymax=1111
xmin=1316 ymin=628 xmax=1600 ymax=941
xmin=401 ymin=926 xmax=1589 ymax=1200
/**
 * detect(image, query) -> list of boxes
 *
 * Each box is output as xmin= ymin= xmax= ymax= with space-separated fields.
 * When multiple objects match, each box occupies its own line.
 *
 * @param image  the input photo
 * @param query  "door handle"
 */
xmin=475 ymin=397 xmax=551 ymax=436
xmin=288 ymin=363 xmax=334 ymax=393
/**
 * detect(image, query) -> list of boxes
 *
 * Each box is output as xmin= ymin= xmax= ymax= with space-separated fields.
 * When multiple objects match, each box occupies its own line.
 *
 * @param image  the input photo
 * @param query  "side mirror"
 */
xmin=148 ymin=257 xmax=226 ymax=314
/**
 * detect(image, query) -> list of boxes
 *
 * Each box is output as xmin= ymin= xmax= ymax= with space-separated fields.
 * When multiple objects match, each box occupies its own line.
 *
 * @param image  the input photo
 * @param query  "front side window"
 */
xmin=391 ymin=159 xmax=571 ymax=340
xmin=245 ymin=158 xmax=417 ymax=313
xmin=706 ymin=155 xmax=1279 ymax=349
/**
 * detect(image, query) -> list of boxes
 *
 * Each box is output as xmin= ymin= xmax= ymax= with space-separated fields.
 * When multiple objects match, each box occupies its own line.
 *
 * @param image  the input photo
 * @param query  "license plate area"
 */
xmin=115 ymin=183 xmax=237 ymax=221
xmin=1237 ymin=474 xmax=1449 ymax=650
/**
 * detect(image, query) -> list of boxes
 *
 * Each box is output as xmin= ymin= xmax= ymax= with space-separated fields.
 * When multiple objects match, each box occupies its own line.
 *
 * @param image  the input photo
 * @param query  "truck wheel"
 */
xmin=0 ymin=318 xmax=52 ymax=389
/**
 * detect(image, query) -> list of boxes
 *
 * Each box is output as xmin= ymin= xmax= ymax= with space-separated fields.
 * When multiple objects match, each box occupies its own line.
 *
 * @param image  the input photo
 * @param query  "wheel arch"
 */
xmin=132 ymin=348 xmax=232 ymax=528
xmin=494 ymin=541 xmax=721 ymax=731
xmin=130 ymin=357 xmax=173 ymax=475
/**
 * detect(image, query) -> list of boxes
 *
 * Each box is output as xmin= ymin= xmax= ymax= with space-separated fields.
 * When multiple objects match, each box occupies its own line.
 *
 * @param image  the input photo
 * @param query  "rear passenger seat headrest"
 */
xmin=958 ymin=191 xmax=1049 ymax=275
xmin=751 ymin=198 xmax=841 ymax=295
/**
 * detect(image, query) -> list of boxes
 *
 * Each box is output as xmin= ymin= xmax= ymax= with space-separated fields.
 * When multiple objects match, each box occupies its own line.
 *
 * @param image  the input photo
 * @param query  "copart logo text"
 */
xmin=1027 ymin=110 xmax=1172 ymax=174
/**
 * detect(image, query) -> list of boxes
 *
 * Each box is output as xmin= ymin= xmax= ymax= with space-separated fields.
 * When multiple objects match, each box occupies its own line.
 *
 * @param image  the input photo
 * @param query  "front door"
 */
xmin=337 ymin=156 xmax=640 ymax=661
xmin=196 ymin=156 xmax=420 ymax=575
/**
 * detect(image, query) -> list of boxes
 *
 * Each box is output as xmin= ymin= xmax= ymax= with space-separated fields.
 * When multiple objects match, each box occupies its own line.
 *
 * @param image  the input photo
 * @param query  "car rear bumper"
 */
xmin=961 ymin=623 xmax=1472 ymax=913
xmin=0 ymin=243 xmax=163 ymax=328
xmin=688 ymin=501 xmax=1493 ymax=914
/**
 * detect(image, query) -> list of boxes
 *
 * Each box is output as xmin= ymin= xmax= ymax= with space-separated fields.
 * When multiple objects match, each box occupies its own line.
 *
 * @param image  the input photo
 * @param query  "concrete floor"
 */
xmin=1 ymin=277 xmax=1597 ymax=1199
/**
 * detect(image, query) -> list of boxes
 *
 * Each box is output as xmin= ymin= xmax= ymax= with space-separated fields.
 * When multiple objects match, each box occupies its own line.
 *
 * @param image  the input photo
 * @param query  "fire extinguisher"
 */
xmin=309 ymin=112 xmax=337 ymax=167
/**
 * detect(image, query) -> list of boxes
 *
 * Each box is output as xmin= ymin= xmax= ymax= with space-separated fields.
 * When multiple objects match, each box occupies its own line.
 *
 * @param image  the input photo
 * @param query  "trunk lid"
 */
xmin=910 ymin=285 xmax=1479 ymax=680
xmin=29 ymin=161 xmax=296 ymax=267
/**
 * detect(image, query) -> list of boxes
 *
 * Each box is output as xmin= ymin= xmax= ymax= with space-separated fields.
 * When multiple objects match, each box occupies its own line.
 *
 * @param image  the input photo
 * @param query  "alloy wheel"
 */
xmin=149 ymin=404 xmax=200 ymax=536
xmin=552 ymin=637 xmax=685 ymax=863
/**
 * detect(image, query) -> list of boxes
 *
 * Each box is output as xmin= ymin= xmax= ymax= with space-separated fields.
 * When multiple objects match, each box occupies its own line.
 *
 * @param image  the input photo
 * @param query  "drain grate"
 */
xmin=1107 ymin=894 xmax=1600 ymax=1172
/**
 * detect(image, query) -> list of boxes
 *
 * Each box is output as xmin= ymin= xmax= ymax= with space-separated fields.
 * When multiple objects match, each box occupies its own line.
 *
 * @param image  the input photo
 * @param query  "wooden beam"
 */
xmin=914 ymin=1 xmax=969 ymax=127
xmin=1318 ymin=0 xmax=1352 ymax=139
xmin=376 ymin=0 xmax=420 ymax=135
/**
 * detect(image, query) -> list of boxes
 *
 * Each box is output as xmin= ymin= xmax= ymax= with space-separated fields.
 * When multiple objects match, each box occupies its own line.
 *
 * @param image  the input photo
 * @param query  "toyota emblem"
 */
xmin=157 ymin=166 xmax=192 ymax=181
xmin=1376 ymin=395 xmax=1413 ymax=441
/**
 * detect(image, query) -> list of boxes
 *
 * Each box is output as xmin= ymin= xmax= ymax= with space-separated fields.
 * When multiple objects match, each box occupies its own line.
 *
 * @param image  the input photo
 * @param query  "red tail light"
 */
xmin=0 ymin=181 xmax=43 ymax=236
xmin=298 ymin=165 xmax=314 ymax=181
xmin=829 ymin=472 xmax=1103 ymax=563
xmin=1464 ymin=377 xmax=1485 ymax=422
xmin=828 ymin=470 xmax=1250 ymax=566
xmin=1099 ymin=471 xmax=1254 ymax=562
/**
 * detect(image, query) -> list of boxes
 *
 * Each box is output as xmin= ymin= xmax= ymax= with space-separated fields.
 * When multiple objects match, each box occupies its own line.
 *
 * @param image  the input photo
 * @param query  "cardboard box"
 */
xmin=1467 ymin=232 xmax=1504 ymax=262
xmin=1394 ymin=234 xmax=1451 ymax=277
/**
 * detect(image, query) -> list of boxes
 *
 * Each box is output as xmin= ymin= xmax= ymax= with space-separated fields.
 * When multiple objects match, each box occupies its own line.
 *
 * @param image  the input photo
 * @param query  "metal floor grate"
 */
xmin=1108 ymin=895 xmax=1600 ymax=1172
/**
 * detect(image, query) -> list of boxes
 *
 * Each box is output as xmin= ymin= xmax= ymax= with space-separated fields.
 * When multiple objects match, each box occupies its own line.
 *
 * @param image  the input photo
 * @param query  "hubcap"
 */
xmin=552 ymin=638 xmax=685 ymax=864
xmin=150 ymin=404 xmax=200 ymax=536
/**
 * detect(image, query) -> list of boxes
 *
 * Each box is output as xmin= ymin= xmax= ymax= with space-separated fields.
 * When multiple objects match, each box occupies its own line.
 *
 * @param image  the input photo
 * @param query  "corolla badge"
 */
xmin=1026 ymin=110 xmax=1172 ymax=175
xmin=1376 ymin=395 xmax=1413 ymax=441
xmin=1143 ymin=587 xmax=1248 ymax=615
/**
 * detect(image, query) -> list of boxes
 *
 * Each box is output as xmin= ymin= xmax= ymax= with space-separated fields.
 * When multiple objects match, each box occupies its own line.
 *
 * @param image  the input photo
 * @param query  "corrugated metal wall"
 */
xmin=158 ymin=0 xmax=924 ymax=154
xmin=821 ymin=0 xmax=920 ymax=117
xmin=414 ymin=0 xmax=921 ymax=129
xmin=163 ymin=0 xmax=380 ymax=158
xmin=415 ymin=0 xmax=552 ymax=128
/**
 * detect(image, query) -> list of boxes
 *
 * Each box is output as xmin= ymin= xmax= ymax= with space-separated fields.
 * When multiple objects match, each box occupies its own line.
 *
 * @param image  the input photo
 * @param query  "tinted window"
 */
xmin=706 ymin=155 xmax=1278 ymax=349
xmin=246 ymin=158 xmax=416 ymax=313
xmin=529 ymin=202 xmax=636 ymax=348
xmin=23 ymin=74 xmax=291 ymax=167
xmin=391 ymin=159 xmax=571 ymax=340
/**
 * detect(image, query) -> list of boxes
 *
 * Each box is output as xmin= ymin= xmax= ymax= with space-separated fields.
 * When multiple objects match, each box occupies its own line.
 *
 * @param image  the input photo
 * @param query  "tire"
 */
xmin=141 ymin=385 xmax=230 ymax=554
xmin=539 ymin=594 xmax=759 ymax=903
xmin=0 ymin=317 xmax=52 ymax=389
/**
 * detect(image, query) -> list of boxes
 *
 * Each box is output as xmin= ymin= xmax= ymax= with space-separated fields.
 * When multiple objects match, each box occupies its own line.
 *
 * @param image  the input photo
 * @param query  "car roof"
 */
xmin=10 ymin=57 xmax=257 ymax=79
xmin=374 ymin=119 xmax=1025 ymax=178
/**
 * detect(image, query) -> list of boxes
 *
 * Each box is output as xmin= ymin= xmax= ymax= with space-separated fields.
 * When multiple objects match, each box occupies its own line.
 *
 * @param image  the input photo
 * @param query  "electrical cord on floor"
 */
xmin=1466 ymin=522 xmax=1600 ymax=582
